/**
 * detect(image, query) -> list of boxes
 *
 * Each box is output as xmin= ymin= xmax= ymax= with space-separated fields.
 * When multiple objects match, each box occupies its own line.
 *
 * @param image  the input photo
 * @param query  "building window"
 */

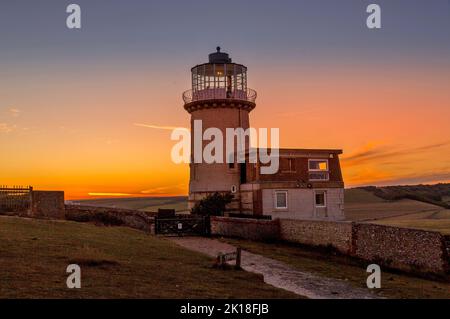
xmin=229 ymin=162 xmax=235 ymax=169
xmin=315 ymin=191 xmax=326 ymax=207
xmin=275 ymin=191 xmax=288 ymax=209
xmin=281 ymin=158 xmax=296 ymax=173
xmin=308 ymin=159 xmax=329 ymax=181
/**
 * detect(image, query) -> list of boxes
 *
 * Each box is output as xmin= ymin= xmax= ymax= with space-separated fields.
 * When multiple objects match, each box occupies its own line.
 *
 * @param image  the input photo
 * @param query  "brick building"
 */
xmin=183 ymin=48 xmax=345 ymax=220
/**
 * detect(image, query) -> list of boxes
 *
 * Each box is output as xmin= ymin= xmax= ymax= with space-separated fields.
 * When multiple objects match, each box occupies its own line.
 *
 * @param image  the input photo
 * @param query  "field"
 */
xmin=372 ymin=210 xmax=450 ymax=235
xmin=71 ymin=196 xmax=188 ymax=213
xmin=345 ymin=189 xmax=450 ymax=235
xmin=0 ymin=216 xmax=296 ymax=298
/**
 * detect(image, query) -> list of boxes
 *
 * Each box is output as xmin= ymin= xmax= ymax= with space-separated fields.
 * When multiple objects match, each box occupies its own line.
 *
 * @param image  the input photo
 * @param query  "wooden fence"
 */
xmin=0 ymin=185 xmax=33 ymax=213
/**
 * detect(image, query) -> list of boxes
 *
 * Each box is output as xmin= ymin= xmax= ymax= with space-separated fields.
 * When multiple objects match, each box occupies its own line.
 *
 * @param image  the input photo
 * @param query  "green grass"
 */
xmin=0 ymin=216 xmax=297 ymax=299
xmin=220 ymin=238 xmax=450 ymax=299
xmin=71 ymin=197 xmax=188 ymax=213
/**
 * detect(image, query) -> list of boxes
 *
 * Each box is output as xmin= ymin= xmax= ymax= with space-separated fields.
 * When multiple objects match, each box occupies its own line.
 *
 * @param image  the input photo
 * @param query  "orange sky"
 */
xmin=1 ymin=61 xmax=449 ymax=200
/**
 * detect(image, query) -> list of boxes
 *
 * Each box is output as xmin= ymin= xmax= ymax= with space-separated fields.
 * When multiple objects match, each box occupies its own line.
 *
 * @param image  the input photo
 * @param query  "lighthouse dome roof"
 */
xmin=208 ymin=47 xmax=232 ymax=63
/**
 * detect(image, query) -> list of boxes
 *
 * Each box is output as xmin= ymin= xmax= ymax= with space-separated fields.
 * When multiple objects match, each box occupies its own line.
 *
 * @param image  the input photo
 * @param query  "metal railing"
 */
xmin=183 ymin=88 xmax=257 ymax=104
xmin=0 ymin=185 xmax=33 ymax=213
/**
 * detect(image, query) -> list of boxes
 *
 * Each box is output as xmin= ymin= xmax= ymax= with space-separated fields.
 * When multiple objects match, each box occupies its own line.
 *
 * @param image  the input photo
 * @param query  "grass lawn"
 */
xmin=220 ymin=238 xmax=450 ymax=299
xmin=0 ymin=216 xmax=297 ymax=299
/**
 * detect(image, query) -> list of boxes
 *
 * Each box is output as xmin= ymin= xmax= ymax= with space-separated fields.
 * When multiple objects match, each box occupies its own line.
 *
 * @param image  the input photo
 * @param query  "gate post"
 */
xmin=154 ymin=217 xmax=159 ymax=235
xmin=205 ymin=215 xmax=211 ymax=237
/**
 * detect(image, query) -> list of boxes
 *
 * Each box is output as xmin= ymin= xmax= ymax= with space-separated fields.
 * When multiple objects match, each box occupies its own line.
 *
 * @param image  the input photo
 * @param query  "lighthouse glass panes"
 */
xmin=192 ymin=63 xmax=247 ymax=100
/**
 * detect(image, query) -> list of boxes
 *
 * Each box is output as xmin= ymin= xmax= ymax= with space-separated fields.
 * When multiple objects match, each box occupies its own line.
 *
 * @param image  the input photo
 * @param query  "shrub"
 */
xmin=191 ymin=192 xmax=234 ymax=216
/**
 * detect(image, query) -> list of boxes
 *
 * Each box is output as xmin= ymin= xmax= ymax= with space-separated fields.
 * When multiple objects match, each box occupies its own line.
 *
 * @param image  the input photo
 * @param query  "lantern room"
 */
xmin=183 ymin=47 xmax=256 ymax=104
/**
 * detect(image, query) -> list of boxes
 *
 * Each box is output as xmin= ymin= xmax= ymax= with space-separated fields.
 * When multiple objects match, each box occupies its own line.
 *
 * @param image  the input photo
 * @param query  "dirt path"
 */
xmin=169 ymin=237 xmax=379 ymax=299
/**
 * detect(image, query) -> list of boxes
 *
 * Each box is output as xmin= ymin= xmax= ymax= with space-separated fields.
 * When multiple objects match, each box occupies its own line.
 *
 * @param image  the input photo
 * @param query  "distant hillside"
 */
xmin=69 ymin=196 xmax=188 ymax=212
xmin=357 ymin=184 xmax=450 ymax=209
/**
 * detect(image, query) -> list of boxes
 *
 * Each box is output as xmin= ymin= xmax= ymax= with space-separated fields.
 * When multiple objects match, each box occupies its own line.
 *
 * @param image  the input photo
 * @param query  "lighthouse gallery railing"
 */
xmin=182 ymin=88 xmax=257 ymax=104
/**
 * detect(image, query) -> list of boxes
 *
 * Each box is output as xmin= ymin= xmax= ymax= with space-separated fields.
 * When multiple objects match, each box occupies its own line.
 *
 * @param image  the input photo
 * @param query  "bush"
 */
xmin=191 ymin=192 xmax=234 ymax=216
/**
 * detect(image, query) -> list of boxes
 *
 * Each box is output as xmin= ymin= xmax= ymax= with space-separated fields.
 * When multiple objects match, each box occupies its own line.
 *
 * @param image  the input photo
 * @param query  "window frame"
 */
xmin=308 ymin=159 xmax=330 ymax=181
xmin=281 ymin=157 xmax=296 ymax=173
xmin=314 ymin=190 xmax=327 ymax=208
xmin=274 ymin=190 xmax=288 ymax=210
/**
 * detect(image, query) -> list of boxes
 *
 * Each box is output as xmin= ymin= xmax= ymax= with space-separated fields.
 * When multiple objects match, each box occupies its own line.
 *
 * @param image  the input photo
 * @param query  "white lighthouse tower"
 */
xmin=183 ymin=48 xmax=257 ymax=210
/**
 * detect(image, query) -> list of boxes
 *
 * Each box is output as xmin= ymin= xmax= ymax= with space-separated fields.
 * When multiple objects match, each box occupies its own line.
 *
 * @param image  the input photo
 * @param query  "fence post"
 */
xmin=235 ymin=247 xmax=242 ymax=269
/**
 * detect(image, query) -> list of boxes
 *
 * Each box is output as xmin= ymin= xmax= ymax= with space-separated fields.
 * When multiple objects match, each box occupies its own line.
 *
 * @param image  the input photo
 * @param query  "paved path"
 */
xmin=169 ymin=237 xmax=379 ymax=299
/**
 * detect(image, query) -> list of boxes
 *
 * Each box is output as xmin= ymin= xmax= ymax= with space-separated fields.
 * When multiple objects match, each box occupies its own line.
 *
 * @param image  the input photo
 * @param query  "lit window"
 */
xmin=275 ymin=191 xmax=288 ymax=209
xmin=308 ymin=159 xmax=329 ymax=181
xmin=309 ymin=159 xmax=328 ymax=171
xmin=315 ymin=191 xmax=326 ymax=207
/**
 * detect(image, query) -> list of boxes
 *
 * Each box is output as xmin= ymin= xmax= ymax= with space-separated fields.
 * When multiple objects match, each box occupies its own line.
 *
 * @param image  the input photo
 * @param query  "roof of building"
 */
xmin=208 ymin=47 xmax=232 ymax=63
xmin=246 ymin=148 xmax=343 ymax=155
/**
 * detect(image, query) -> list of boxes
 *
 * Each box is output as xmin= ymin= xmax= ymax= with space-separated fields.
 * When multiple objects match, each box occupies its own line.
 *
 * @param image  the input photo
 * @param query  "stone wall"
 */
xmin=352 ymin=223 xmax=448 ymax=275
xmin=65 ymin=205 xmax=155 ymax=233
xmin=279 ymin=219 xmax=352 ymax=254
xmin=210 ymin=216 xmax=279 ymax=241
xmin=210 ymin=216 xmax=449 ymax=275
xmin=30 ymin=191 xmax=65 ymax=220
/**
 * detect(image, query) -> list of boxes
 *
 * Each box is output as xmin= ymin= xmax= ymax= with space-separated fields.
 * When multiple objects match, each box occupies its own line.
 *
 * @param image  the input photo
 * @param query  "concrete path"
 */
xmin=169 ymin=237 xmax=379 ymax=299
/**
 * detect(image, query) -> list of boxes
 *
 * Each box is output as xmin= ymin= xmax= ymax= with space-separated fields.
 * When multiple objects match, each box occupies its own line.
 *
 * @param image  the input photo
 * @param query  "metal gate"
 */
xmin=0 ymin=185 xmax=33 ymax=213
xmin=154 ymin=215 xmax=210 ymax=236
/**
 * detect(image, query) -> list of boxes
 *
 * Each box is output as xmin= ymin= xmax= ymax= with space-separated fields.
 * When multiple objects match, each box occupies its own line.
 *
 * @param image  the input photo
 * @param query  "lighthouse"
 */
xmin=182 ymin=48 xmax=345 ymax=220
xmin=183 ymin=47 xmax=257 ymax=210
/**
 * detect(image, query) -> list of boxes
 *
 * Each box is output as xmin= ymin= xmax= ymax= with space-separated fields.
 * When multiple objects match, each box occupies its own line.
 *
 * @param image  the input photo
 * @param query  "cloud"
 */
xmin=342 ymin=141 xmax=450 ymax=167
xmin=8 ymin=108 xmax=20 ymax=117
xmin=140 ymin=184 xmax=187 ymax=195
xmin=349 ymin=170 xmax=450 ymax=187
xmin=0 ymin=123 xmax=16 ymax=133
xmin=88 ymin=193 xmax=132 ymax=197
xmin=134 ymin=123 xmax=188 ymax=131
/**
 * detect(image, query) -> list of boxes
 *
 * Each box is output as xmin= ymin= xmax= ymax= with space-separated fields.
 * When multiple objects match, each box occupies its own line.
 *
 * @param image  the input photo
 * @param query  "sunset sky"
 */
xmin=1 ymin=0 xmax=450 ymax=199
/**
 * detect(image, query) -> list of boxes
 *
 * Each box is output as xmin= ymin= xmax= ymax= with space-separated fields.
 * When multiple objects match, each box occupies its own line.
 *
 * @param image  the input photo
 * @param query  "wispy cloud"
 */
xmin=134 ymin=123 xmax=188 ymax=131
xmin=349 ymin=170 xmax=450 ymax=187
xmin=88 ymin=193 xmax=132 ymax=197
xmin=342 ymin=141 xmax=450 ymax=167
xmin=140 ymin=184 xmax=187 ymax=195
xmin=0 ymin=123 xmax=16 ymax=133
xmin=8 ymin=108 xmax=21 ymax=118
